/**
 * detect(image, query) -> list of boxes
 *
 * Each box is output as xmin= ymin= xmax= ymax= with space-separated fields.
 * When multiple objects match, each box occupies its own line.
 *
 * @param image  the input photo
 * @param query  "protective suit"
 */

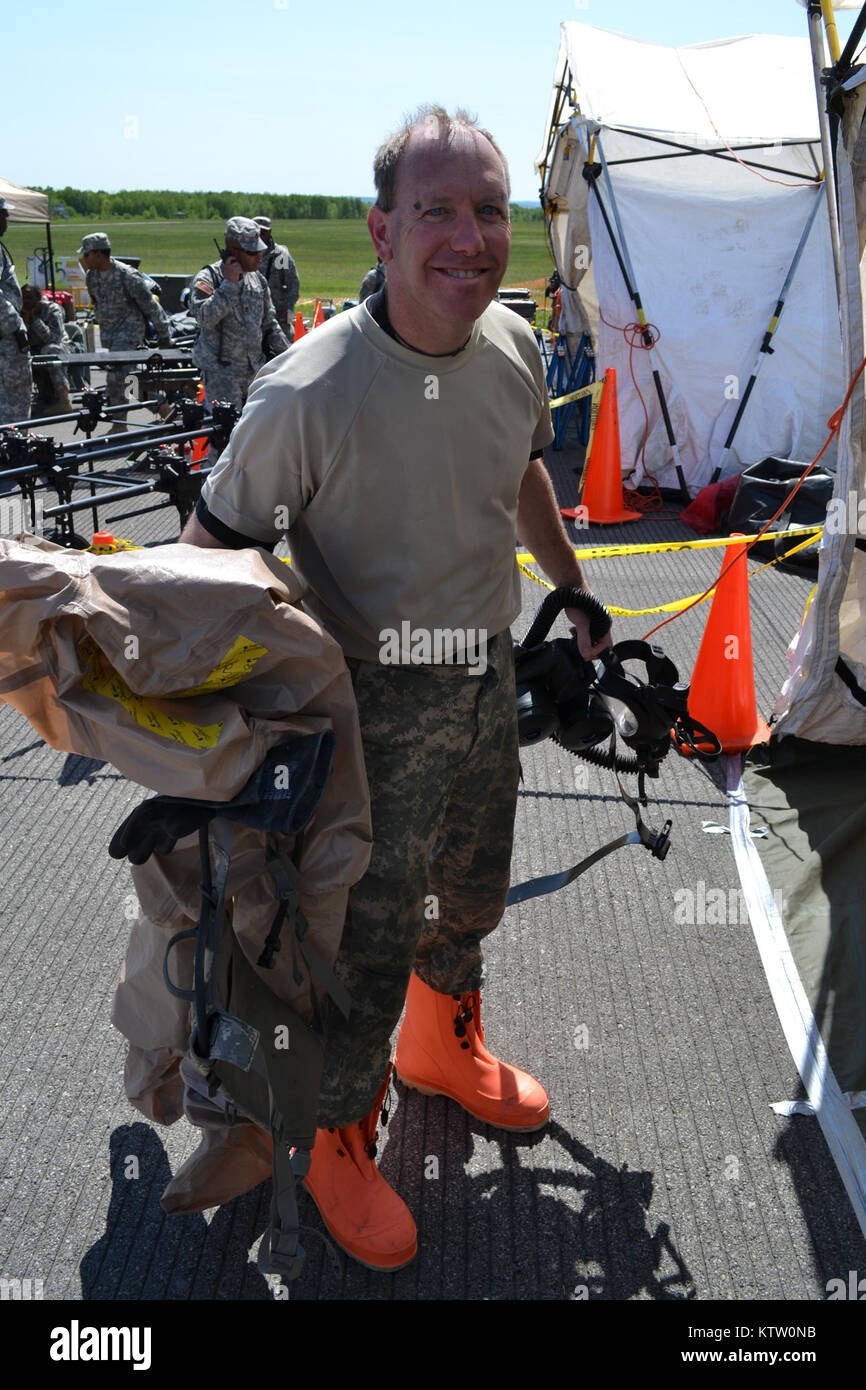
xmin=0 ymin=536 xmax=372 ymax=1208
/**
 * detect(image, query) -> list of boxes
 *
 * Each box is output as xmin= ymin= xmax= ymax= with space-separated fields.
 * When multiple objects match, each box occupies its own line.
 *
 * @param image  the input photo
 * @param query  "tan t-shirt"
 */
xmin=201 ymin=298 xmax=554 ymax=662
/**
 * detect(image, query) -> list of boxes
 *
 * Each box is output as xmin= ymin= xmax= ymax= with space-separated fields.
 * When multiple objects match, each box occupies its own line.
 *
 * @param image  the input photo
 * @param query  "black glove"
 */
xmin=14 ymin=328 xmax=29 ymax=352
xmin=109 ymin=732 xmax=336 ymax=865
xmin=109 ymin=799 xmax=212 ymax=864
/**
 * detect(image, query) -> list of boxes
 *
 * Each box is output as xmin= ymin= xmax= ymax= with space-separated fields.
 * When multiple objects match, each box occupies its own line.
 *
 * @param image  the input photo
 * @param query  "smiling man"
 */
xmin=174 ymin=105 xmax=610 ymax=1269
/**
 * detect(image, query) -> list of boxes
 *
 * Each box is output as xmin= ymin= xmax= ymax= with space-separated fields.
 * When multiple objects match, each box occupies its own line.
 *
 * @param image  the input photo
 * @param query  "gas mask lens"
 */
xmin=601 ymin=694 xmax=639 ymax=741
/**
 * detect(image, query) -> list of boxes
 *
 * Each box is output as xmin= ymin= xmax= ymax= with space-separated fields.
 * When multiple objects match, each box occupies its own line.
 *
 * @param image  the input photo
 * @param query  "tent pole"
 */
xmin=45 ymin=220 xmax=56 ymax=294
xmin=538 ymin=63 xmax=574 ymax=197
xmin=836 ymin=1 xmax=866 ymax=77
xmin=709 ymin=185 xmax=826 ymax=483
xmin=807 ymin=1 xmax=843 ymax=301
xmin=820 ymin=0 xmax=843 ymax=63
xmin=591 ymin=138 xmax=689 ymax=501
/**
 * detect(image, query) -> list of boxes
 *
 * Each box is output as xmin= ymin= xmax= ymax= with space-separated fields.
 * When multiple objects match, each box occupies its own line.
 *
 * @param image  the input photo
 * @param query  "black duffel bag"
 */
xmin=726 ymin=457 xmax=834 ymax=560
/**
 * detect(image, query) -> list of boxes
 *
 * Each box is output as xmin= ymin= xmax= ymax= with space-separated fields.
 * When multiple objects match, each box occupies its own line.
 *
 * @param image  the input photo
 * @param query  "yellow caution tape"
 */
xmin=78 ymin=635 xmax=223 ymax=749
xmin=170 ymin=634 xmax=270 ymax=697
xmin=517 ymin=528 xmax=823 ymax=616
xmin=582 ymin=386 xmax=605 ymax=485
xmin=518 ymin=526 xmax=822 ymax=564
xmin=547 ymin=379 xmax=606 ymax=481
xmin=516 ymin=558 xmax=716 ymax=614
xmin=745 ymin=528 xmax=821 ymax=579
xmin=804 ymin=584 xmax=818 ymax=620
xmin=548 ymin=379 xmax=604 ymax=411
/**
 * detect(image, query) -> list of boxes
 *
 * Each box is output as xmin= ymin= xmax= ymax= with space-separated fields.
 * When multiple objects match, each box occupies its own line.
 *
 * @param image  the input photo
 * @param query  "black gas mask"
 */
xmin=507 ymin=588 xmax=721 ymax=906
xmin=514 ymin=586 xmax=720 ymax=778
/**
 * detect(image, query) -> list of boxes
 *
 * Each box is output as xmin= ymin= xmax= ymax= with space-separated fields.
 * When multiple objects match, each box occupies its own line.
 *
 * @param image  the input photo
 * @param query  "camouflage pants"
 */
xmin=201 ymin=363 xmax=257 ymax=414
xmin=0 ymin=338 xmax=33 ymax=425
xmin=200 ymin=364 xmax=258 ymax=459
xmin=33 ymin=355 xmax=70 ymax=402
xmin=317 ymin=629 xmax=519 ymax=1127
xmin=103 ymin=368 xmax=129 ymax=407
xmin=102 ymin=332 xmax=148 ymax=407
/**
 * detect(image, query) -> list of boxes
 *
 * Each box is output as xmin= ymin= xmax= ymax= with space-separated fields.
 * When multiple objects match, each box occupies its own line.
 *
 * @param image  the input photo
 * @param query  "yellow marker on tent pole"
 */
xmin=709 ymin=183 xmax=826 ymax=482
xmin=821 ymin=0 xmax=843 ymax=64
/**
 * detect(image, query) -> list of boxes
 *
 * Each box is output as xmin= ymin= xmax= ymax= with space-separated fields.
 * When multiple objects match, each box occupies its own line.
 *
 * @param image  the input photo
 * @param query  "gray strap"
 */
xmin=163 ymin=926 xmax=197 ymax=1000
xmin=256 ymin=1081 xmax=306 ymax=1283
xmin=298 ymin=937 xmax=352 ymax=1020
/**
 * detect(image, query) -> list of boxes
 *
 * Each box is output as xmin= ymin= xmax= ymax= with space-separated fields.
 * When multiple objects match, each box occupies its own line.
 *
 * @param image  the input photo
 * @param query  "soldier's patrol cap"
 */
xmin=77 ymin=232 xmax=112 ymax=254
xmin=253 ymin=216 xmax=271 ymax=231
xmin=225 ymin=216 xmax=267 ymax=252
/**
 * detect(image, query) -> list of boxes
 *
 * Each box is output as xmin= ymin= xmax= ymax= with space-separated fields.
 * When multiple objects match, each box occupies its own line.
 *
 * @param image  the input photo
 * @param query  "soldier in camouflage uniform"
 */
xmin=181 ymin=108 xmax=612 ymax=1272
xmin=21 ymin=285 xmax=73 ymax=413
xmin=189 ymin=216 xmax=289 ymax=416
xmin=358 ymin=259 xmax=386 ymax=302
xmin=78 ymin=232 xmax=171 ymax=409
xmin=253 ymin=216 xmax=299 ymax=338
xmin=0 ymin=196 xmax=33 ymax=426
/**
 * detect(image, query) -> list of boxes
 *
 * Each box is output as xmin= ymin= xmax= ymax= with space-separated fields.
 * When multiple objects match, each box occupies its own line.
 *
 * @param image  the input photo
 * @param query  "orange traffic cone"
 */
xmin=312 ymin=298 xmax=324 ymax=329
xmin=681 ymin=537 xmax=771 ymax=755
xmin=293 ymin=310 xmax=306 ymax=340
xmin=572 ymin=369 xmax=641 ymax=525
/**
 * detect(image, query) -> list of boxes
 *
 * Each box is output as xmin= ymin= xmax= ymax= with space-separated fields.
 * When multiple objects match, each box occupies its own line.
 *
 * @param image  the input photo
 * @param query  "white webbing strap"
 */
xmin=726 ymin=755 xmax=866 ymax=1240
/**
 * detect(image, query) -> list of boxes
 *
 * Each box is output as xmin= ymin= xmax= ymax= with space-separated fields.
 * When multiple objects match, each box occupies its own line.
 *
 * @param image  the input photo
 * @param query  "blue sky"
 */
xmin=5 ymin=0 xmax=862 ymax=200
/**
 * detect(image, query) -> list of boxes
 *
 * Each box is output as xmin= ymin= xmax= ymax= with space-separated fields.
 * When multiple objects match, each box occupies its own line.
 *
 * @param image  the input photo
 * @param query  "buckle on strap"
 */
xmin=257 ymin=1138 xmax=311 ymax=1284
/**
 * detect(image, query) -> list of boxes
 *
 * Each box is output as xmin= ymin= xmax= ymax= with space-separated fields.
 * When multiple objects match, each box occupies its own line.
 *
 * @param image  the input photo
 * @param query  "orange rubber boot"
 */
xmin=303 ymin=1067 xmax=417 ymax=1271
xmin=394 ymin=975 xmax=550 ymax=1132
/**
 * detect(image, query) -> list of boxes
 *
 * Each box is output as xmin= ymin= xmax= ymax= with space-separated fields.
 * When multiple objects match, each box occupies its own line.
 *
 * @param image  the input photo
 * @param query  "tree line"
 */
xmin=35 ymin=186 xmax=543 ymax=222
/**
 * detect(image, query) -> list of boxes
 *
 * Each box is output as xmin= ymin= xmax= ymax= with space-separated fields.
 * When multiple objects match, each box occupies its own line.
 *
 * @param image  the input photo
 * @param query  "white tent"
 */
xmin=776 ymin=47 xmax=866 ymax=744
xmin=538 ymin=24 xmax=843 ymax=495
xmin=1 ymin=176 xmax=55 ymax=292
xmin=735 ymin=15 xmax=866 ymax=1233
xmin=0 ymin=177 xmax=50 ymax=225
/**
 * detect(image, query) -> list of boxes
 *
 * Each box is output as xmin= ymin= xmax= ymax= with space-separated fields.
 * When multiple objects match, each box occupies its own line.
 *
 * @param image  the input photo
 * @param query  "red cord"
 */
xmin=676 ymin=57 xmax=823 ymax=191
xmin=640 ymin=353 xmax=866 ymax=641
xmin=597 ymin=308 xmax=677 ymax=514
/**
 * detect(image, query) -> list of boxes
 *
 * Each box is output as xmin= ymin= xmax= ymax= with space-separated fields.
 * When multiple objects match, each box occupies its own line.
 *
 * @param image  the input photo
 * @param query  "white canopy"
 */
xmin=0 ymin=177 xmax=50 ymax=224
xmin=544 ymin=26 xmax=820 ymax=147
xmin=539 ymin=24 xmax=842 ymax=493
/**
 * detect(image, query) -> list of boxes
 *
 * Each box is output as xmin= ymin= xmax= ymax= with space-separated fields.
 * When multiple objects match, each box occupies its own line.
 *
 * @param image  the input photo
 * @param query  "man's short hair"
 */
xmin=372 ymin=103 xmax=511 ymax=212
xmin=22 ymin=284 xmax=42 ymax=299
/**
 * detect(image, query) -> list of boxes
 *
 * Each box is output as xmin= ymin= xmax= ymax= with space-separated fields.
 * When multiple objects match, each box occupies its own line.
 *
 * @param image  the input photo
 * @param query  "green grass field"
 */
xmin=2 ymin=217 xmax=554 ymax=309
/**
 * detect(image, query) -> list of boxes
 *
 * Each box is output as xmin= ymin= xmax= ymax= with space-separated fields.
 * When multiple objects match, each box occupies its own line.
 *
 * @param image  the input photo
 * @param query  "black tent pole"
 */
xmin=45 ymin=220 xmax=56 ymax=293
xmin=709 ymin=186 xmax=826 ymax=483
xmin=583 ymin=153 xmax=689 ymax=502
xmin=835 ymin=0 xmax=866 ymax=78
